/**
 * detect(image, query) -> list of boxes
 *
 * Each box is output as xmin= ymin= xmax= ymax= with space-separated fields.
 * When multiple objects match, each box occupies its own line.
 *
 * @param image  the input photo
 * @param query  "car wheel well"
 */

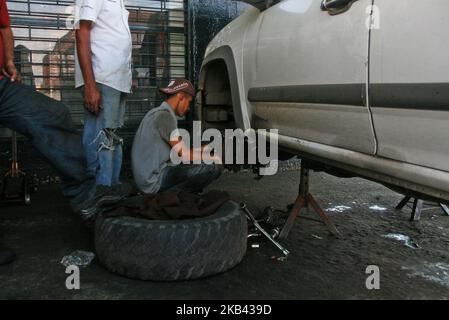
xmin=199 ymin=60 xmax=236 ymax=130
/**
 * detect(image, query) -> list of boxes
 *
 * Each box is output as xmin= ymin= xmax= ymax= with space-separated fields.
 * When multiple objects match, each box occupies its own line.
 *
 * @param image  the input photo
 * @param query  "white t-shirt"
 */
xmin=74 ymin=0 xmax=132 ymax=93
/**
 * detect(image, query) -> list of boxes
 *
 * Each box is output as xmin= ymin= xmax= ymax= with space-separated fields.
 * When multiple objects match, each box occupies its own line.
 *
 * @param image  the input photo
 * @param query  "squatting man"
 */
xmin=132 ymin=79 xmax=223 ymax=194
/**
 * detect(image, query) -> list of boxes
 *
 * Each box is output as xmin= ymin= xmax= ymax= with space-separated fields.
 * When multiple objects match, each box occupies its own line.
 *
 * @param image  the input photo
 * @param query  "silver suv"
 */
xmin=196 ymin=0 xmax=449 ymax=203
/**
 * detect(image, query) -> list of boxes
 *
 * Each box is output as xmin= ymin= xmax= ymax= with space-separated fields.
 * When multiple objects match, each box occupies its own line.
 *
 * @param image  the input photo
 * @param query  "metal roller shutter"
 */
xmin=6 ymin=0 xmax=187 ymax=134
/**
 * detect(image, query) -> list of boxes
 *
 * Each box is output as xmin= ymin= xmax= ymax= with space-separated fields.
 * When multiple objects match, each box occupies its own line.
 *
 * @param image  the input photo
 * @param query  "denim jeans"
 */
xmin=0 ymin=78 xmax=95 ymax=210
xmin=158 ymin=164 xmax=222 ymax=194
xmin=82 ymin=84 xmax=127 ymax=187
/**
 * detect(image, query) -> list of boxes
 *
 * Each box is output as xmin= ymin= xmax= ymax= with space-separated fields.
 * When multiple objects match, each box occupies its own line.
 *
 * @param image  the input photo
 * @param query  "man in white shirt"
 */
xmin=75 ymin=0 xmax=132 ymax=188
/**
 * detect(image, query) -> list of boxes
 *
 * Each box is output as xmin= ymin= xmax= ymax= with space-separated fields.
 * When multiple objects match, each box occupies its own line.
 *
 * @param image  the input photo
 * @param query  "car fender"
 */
xmin=199 ymin=7 xmax=261 ymax=130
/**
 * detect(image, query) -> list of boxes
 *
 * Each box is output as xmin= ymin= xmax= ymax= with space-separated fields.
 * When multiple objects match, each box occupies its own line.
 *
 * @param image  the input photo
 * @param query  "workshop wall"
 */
xmin=187 ymin=0 xmax=248 ymax=85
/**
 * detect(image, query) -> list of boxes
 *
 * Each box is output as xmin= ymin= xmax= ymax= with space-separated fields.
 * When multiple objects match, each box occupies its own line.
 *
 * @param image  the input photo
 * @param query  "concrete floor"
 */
xmin=1 ymin=169 xmax=449 ymax=300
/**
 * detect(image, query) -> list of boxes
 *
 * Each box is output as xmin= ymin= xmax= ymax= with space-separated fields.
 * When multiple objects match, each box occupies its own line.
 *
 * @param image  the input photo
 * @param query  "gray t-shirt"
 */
xmin=132 ymin=102 xmax=177 ymax=194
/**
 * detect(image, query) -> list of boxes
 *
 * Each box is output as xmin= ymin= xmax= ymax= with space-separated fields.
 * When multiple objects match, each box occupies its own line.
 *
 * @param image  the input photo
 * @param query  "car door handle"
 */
xmin=321 ymin=0 xmax=359 ymax=15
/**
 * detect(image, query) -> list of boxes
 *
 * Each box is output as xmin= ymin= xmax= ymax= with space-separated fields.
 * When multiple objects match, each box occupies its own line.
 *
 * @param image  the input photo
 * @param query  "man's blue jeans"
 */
xmin=158 ymin=164 xmax=222 ymax=193
xmin=82 ymin=84 xmax=127 ymax=187
xmin=0 ymin=78 xmax=95 ymax=209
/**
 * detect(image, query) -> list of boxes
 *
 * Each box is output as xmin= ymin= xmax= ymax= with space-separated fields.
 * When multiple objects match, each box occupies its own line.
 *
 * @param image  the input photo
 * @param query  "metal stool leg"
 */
xmin=279 ymin=161 xmax=340 ymax=240
xmin=410 ymin=198 xmax=423 ymax=221
xmin=440 ymin=204 xmax=449 ymax=216
xmin=307 ymin=193 xmax=341 ymax=238
xmin=396 ymin=196 xmax=411 ymax=210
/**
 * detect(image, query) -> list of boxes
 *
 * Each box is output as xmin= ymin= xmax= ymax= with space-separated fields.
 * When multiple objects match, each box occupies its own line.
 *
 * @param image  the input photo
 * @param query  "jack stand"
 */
xmin=1 ymin=131 xmax=32 ymax=205
xmin=279 ymin=161 xmax=341 ymax=240
xmin=395 ymin=196 xmax=449 ymax=221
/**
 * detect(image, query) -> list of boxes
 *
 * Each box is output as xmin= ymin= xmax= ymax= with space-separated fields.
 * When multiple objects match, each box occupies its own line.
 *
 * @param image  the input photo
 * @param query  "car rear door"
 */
xmin=369 ymin=0 xmax=449 ymax=172
xmin=246 ymin=0 xmax=376 ymax=155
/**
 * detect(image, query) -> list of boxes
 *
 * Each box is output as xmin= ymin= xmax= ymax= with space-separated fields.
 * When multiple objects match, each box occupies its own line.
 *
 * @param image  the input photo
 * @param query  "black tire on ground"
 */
xmin=95 ymin=201 xmax=248 ymax=281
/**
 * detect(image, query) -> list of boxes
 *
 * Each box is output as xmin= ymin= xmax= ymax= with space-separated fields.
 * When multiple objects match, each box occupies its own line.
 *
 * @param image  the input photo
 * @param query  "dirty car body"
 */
xmin=197 ymin=0 xmax=449 ymax=203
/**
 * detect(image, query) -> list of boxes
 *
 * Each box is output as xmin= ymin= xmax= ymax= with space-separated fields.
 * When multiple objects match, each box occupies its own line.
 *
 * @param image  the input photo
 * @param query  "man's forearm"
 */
xmin=172 ymin=140 xmax=221 ymax=163
xmin=1 ymin=27 xmax=15 ymax=66
xmin=75 ymin=27 xmax=96 ymax=88
xmin=189 ymin=149 xmax=220 ymax=163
